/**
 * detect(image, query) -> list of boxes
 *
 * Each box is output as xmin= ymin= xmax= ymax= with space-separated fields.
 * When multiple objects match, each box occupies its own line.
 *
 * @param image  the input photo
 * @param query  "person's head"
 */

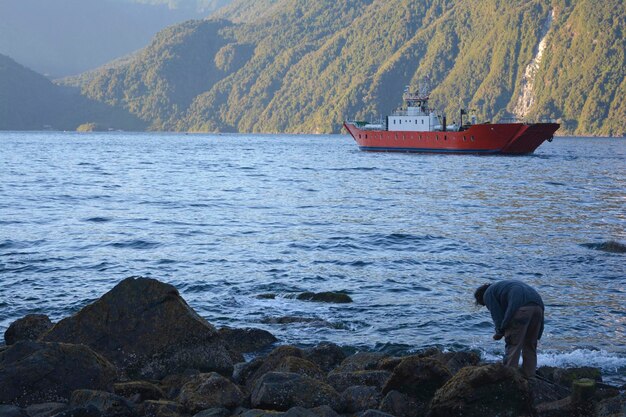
xmin=474 ymin=284 xmax=491 ymax=306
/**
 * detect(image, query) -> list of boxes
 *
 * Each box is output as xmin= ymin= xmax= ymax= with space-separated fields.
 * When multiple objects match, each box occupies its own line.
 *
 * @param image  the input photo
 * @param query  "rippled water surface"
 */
xmin=1 ymin=132 xmax=624 ymax=382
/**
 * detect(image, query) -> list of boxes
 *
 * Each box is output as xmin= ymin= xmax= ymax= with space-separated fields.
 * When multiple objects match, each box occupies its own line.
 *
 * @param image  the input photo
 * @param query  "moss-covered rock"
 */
xmin=4 ymin=314 xmax=52 ymax=345
xmin=42 ymin=277 xmax=239 ymax=379
xmin=0 ymin=341 xmax=117 ymax=407
xmin=428 ymin=364 xmax=533 ymax=417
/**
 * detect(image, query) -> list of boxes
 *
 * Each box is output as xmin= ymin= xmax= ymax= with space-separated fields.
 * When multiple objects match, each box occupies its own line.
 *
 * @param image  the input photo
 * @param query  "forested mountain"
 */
xmin=0 ymin=0 xmax=231 ymax=77
xmin=13 ymin=0 xmax=626 ymax=135
xmin=0 ymin=54 xmax=144 ymax=131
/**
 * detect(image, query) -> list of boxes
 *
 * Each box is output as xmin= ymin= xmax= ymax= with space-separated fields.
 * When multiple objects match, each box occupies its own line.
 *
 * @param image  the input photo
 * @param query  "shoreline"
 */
xmin=1 ymin=277 xmax=623 ymax=417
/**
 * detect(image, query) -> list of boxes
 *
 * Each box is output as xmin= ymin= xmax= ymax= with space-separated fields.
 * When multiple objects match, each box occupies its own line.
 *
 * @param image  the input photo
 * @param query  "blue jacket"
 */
xmin=484 ymin=280 xmax=544 ymax=339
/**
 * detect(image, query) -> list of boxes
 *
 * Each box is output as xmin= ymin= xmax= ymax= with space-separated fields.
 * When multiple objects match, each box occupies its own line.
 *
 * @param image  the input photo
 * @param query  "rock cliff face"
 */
xmin=42 ymin=276 xmax=239 ymax=379
xmin=68 ymin=0 xmax=626 ymax=137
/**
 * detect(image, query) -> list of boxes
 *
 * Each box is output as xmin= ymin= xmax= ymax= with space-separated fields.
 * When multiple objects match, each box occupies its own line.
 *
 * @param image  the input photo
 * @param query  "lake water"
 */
xmin=1 ymin=132 xmax=624 ymax=383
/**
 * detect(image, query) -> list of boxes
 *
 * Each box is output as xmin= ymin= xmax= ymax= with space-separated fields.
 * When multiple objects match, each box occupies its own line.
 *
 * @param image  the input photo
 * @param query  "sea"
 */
xmin=1 ymin=132 xmax=624 ymax=384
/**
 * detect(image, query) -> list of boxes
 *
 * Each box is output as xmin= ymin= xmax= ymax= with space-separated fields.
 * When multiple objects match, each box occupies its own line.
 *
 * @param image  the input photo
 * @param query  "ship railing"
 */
xmin=498 ymin=116 xmax=558 ymax=124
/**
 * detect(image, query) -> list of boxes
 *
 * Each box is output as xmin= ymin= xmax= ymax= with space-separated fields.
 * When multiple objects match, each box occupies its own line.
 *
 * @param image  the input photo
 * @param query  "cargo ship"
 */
xmin=343 ymin=87 xmax=559 ymax=154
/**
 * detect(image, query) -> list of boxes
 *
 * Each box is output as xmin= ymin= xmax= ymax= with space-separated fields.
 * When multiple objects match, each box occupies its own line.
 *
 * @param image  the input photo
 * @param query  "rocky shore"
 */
xmin=1 ymin=277 xmax=623 ymax=417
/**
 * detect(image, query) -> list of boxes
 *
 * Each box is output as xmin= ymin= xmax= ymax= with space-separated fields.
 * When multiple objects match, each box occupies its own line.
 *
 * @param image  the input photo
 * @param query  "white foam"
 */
xmin=481 ymin=348 xmax=626 ymax=374
xmin=538 ymin=349 xmax=626 ymax=372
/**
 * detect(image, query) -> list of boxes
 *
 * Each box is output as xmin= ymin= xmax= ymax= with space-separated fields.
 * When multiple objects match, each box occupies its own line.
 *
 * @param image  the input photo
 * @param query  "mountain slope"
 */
xmin=0 ymin=54 xmax=144 ymax=131
xmin=76 ymin=0 xmax=625 ymax=136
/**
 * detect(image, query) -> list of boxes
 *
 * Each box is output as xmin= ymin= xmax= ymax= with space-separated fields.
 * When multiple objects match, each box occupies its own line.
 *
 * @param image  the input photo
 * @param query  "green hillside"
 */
xmin=0 ymin=54 xmax=145 ymax=131
xmin=74 ymin=0 xmax=626 ymax=136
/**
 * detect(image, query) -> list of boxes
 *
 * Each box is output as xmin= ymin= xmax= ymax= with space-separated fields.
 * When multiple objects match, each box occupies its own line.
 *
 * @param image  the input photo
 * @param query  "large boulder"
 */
xmin=379 ymin=390 xmax=421 ymax=417
xmin=428 ymin=364 xmax=533 ymax=417
xmin=0 ymin=341 xmax=117 ymax=407
xmin=4 ymin=314 xmax=52 ymax=345
xmin=303 ymin=343 xmax=347 ymax=373
xmin=69 ymin=390 xmax=135 ymax=417
xmin=177 ymin=372 xmax=246 ymax=413
xmin=25 ymin=403 xmax=69 ymax=417
xmin=327 ymin=370 xmax=391 ymax=393
xmin=250 ymin=372 xmax=340 ymax=411
xmin=330 ymin=352 xmax=389 ymax=374
xmin=218 ymin=327 xmax=277 ymax=355
xmin=382 ymin=357 xmax=451 ymax=402
xmin=238 ymin=346 xmax=307 ymax=388
xmin=41 ymin=277 xmax=238 ymax=379
xmin=113 ymin=381 xmax=166 ymax=402
xmin=340 ymin=386 xmax=381 ymax=414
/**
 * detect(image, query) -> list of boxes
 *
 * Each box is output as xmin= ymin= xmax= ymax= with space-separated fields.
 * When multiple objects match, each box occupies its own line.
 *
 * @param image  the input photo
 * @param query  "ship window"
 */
xmin=419 ymin=135 xmax=422 ymax=140
xmin=444 ymin=135 xmax=447 ymax=141
xmin=471 ymin=136 xmax=475 ymax=142
xmin=463 ymin=136 xmax=466 ymax=141
xmin=399 ymin=120 xmax=402 ymax=125
xmin=365 ymin=134 xmax=368 ymax=139
xmin=393 ymin=120 xmax=396 ymax=124
xmin=359 ymin=134 xmax=361 ymax=139
xmin=436 ymin=135 xmax=439 ymax=141
xmin=422 ymin=120 xmax=424 ymax=124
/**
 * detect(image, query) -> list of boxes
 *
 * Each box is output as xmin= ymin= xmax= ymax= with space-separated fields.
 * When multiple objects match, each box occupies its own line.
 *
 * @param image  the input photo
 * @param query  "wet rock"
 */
xmin=379 ymin=390 xmax=421 ymax=417
xmin=537 ymin=366 xmax=602 ymax=387
xmin=0 ymin=341 xmax=117 ymax=407
xmin=159 ymin=374 xmax=194 ymax=401
xmin=250 ymin=372 xmax=340 ymax=411
xmin=0 ymin=405 xmax=27 ymax=417
xmin=25 ymin=403 xmax=68 ymax=417
xmin=261 ymin=317 xmax=337 ymax=329
xmin=596 ymin=392 xmax=626 ymax=417
xmin=240 ymin=346 xmax=306 ymax=388
xmin=430 ymin=351 xmax=481 ymax=376
xmin=326 ymin=370 xmax=391 ymax=393
xmin=69 ymin=390 xmax=135 ymax=417
xmin=308 ymin=405 xmax=339 ymax=417
xmin=283 ymin=407 xmax=318 ymax=417
xmin=256 ymin=294 xmax=276 ymax=300
xmin=528 ymin=377 xmax=570 ymax=406
xmin=42 ymin=277 xmax=238 ymax=379
xmin=4 ymin=314 xmax=52 ymax=345
xmin=191 ymin=407 xmax=230 ymax=417
xmin=113 ymin=381 xmax=166 ymax=402
xmin=303 ymin=343 xmax=346 ymax=373
xmin=177 ymin=372 xmax=245 ymax=413
xmin=239 ymin=410 xmax=283 ymax=417
xmin=382 ymin=357 xmax=451 ymax=402
xmin=535 ymin=397 xmax=572 ymax=417
xmin=138 ymin=400 xmax=183 ymax=417
xmin=330 ymin=352 xmax=389 ymax=374
xmin=296 ymin=292 xmax=352 ymax=304
xmin=52 ymin=405 xmax=102 ymax=417
xmin=356 ymin=410 xmax=394 ymax=417
xmin=273 ymin=357 xmax=325 ymax=382
xmin=581 ymin=241 xmax=626 ymax=253
xmin=340 ymin=386 xmax=381 ymax=414
xmin=428 ymin=364 xmax=533 ymax=417
xmin=218 ymin=327 xmax=277 ymax=355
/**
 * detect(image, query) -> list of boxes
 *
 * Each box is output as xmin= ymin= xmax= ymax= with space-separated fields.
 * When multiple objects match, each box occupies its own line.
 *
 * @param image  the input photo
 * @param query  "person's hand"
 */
xmin=493 ymin=333 xmax=503 ymax=340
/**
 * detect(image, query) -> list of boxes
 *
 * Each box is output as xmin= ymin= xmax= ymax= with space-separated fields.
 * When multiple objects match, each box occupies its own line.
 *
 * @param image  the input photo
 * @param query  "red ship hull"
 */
xmin=344 ymin=122 xmax=559 ymax=155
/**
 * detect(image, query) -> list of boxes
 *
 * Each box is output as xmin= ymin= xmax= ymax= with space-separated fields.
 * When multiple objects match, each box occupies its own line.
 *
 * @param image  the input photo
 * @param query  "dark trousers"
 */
xmin=504 ymin=304 xmax=543 ymax=377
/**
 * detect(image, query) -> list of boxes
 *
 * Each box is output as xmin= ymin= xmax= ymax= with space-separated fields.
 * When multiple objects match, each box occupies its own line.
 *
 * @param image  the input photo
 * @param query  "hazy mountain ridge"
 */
xmin=0 ymin=54 xmax=144 ymax=131
xmin=0 ymin=0 xmax=232 ymax=77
